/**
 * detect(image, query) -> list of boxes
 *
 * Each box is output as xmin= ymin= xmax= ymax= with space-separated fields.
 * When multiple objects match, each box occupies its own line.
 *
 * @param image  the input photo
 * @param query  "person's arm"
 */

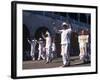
xmin=58 ymin=30 xmax=63 ymax=33
xmin=27 ymin=39 xmax=31 ymax=44
xmin=78 ymin=36 xmax=81 ymax=43
xmin=67 ymin=28 xmax=72 ymax=33
xmin=42 ymin=33 xmax=46 ymax=39
xmin=53 ymin=26 xmax=62 ymax=34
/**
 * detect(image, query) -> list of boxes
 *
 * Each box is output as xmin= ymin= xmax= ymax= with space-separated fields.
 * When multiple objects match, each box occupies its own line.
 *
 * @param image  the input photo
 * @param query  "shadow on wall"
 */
xmin=34 ymin=26 xmax=50 ymax=40
xmin=23 ymin=24 xmax=31 ymax=61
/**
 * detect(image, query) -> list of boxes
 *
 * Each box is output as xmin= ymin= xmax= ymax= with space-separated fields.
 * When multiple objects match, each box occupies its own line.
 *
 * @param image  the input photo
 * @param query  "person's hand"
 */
xmin=28 ymin=40 xmax=30 ymax=42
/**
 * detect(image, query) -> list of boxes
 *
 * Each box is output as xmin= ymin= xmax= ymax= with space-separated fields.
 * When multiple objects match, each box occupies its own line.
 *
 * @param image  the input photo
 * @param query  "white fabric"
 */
xmin=38 ymin=41 xmax=44 ymax=50
xmin=38 ymin=41 xmax=45 ymax=60
xmin=78 ymin=35 xmax=89 ymax=48
xmin=59 ymin=28 xmax=71 ymax=45
xmin=61 ymin=44 xmax=68 ymax=56
xmin=45 ymin=36 xmax=51 ymax=48
xmin=45 ymin=34 xmax=52 ymax=62
xmin=78 ymin=35 xmax=89 ymax=61
xmin=59 ymin=28 xmax=71 ymax=65
xmin=30 ymin=40 xmax=37 ymax=58
xmin=61 ymin=44 xmax=70 ymax=65
xmin=46 ymin=47 xmax=52 ymax=62
xmin=62 ymin=54 xmax=70 ymax=65
xmin=52 ymin=42 xmax=56 ymax=51
xmin=38 ymin=49 xmax=45 ymax=60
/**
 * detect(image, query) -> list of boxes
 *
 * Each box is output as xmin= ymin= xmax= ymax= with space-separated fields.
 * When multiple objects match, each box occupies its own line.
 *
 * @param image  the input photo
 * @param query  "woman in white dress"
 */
xmin=78 ymin=30 xmax=89 ymax=63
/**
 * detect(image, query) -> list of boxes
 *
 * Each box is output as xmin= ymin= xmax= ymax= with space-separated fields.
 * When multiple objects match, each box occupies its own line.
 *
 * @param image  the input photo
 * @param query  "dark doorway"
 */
xmin=70 ymin=31 xmax=80 ymax=56
xmin=34 ymin=27 xmax=62 ymax=58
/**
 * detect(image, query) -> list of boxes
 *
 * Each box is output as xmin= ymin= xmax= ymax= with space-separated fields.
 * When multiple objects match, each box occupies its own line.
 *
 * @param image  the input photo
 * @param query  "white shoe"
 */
xmin=42 ymin=57 xmax=45 ymax=60
xmin=38 ymin=58 xmax=40 ymax=60
xmin=32 ymin=58 xmax=35 ymax=61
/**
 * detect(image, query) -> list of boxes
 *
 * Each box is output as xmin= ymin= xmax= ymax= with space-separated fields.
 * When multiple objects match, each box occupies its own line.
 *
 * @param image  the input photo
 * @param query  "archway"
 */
xmin=34 ymin=26 xmax=50 ymax=40
xmin=34 ymin=27 xmax=50 ymax=59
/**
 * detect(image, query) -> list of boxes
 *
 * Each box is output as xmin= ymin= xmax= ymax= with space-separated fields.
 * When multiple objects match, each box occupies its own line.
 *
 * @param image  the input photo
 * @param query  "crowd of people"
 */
xmin=27 ymin=22 xmax=90 ymax=67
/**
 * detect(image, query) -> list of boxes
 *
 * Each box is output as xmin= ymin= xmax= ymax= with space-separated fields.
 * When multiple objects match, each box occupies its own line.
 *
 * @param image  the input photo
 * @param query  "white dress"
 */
xmin=78 ymin=35 xmax=89 ymax=60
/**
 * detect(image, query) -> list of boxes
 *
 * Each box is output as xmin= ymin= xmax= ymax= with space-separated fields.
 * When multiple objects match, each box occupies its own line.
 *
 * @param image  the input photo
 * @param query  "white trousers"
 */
xmin=30 ymin=47 xmax=35 ymax=60
xmin=46 ymin=47 xmax=52 ymax=62
xmin=61 ymin=44 xmax=70 ymax=65
xmin=30 ymin=47 xmax=35 ymax=57
xmin=79 ymin=45 xmax=89 ymax=62
xmin=38 ymin=48 xmax=45 ymax=60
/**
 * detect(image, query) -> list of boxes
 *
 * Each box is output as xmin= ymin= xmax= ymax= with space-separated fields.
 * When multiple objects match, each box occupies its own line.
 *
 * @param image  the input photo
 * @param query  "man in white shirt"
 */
xmin=58 ymin=22 xmax=72 ymax=67
xmin=78 ymin=30 xmax=89 ymax=63
xmin=42 ymin=31 xmax=52 ymax=63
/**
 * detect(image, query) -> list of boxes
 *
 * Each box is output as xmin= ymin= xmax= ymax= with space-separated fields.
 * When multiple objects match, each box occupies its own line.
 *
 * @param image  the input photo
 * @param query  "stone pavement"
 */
xmin=23 ymin=56 xmax=90 ymax=69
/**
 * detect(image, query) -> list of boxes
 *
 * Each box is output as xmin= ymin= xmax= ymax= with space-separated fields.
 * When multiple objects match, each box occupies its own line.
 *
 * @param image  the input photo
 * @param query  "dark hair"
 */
xmin=63 ymin=24 xmax=69 ymax=29
xmin=45 ymin=34 xmax=48 ymax=37
xmin=79 ymin=29 xmax=88 ymax=35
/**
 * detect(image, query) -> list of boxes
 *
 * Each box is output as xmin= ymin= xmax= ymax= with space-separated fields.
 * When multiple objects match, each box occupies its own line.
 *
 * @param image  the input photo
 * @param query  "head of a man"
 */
xmin=45 ymin=31 xmax=50 ymax=37
xmin=62 ymin=22 xmax=69 ymax=30
xmin=81 ymin=30 xmax=85 ymax=35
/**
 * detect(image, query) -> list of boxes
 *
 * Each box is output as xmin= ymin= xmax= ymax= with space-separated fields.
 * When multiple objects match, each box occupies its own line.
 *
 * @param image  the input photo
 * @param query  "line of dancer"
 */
xmin=27 ymin=22 xmax=90 ymax=67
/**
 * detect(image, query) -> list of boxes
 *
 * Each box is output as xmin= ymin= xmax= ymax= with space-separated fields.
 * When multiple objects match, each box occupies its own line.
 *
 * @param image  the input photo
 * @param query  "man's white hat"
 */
xmin=62 ymin=22 xmax=68 ymax=26
xmin=46 ymin=31 xmax=50 ymax=35
xmin=32 ymin=40 xmax=35 ymax=41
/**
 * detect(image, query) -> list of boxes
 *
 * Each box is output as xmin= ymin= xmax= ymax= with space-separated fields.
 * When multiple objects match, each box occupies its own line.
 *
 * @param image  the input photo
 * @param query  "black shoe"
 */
xmin=62 ymin=63 xmax=70 ymax=67
xmin=68 ymin=62 xmax=70 ymax=66
xmin=83 ymin=60 xmax=90 ymax=64
xmin=50 ymin=59 xmax=53 ymax=63
xmin=62 ymin=65 xmax=68 ymax=67
xmin=46 ymin=61 xmax=49 ymax=64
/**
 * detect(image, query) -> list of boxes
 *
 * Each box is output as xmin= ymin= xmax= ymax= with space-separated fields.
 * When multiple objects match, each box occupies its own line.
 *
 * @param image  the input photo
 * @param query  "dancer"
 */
xmin=42 ymin=31 xmax=52 ymax=63
xmin=78 ymin=30 xmax=89 ymax=63
xmin=28 ymin=38 xmax=37 ymax=60
xmin=37 ymin=38 xmax=45 ymax=60
xmin=58 ymin=22 xmax=72 ymax=67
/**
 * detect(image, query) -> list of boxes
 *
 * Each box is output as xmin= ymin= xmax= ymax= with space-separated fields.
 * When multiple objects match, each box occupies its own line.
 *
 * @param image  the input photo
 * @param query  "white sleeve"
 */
xmin=28 ymin=40 xmax=31 ymax=44
xmin=78 ymin=36 xmax=81 ymax=43
xmin=68 ymin=28 xmax=72 ymax=32
xmin=58 ymin=30 xmax=63 ymax=33
xmin=86 ymin=35 xmax=89 ymax=43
